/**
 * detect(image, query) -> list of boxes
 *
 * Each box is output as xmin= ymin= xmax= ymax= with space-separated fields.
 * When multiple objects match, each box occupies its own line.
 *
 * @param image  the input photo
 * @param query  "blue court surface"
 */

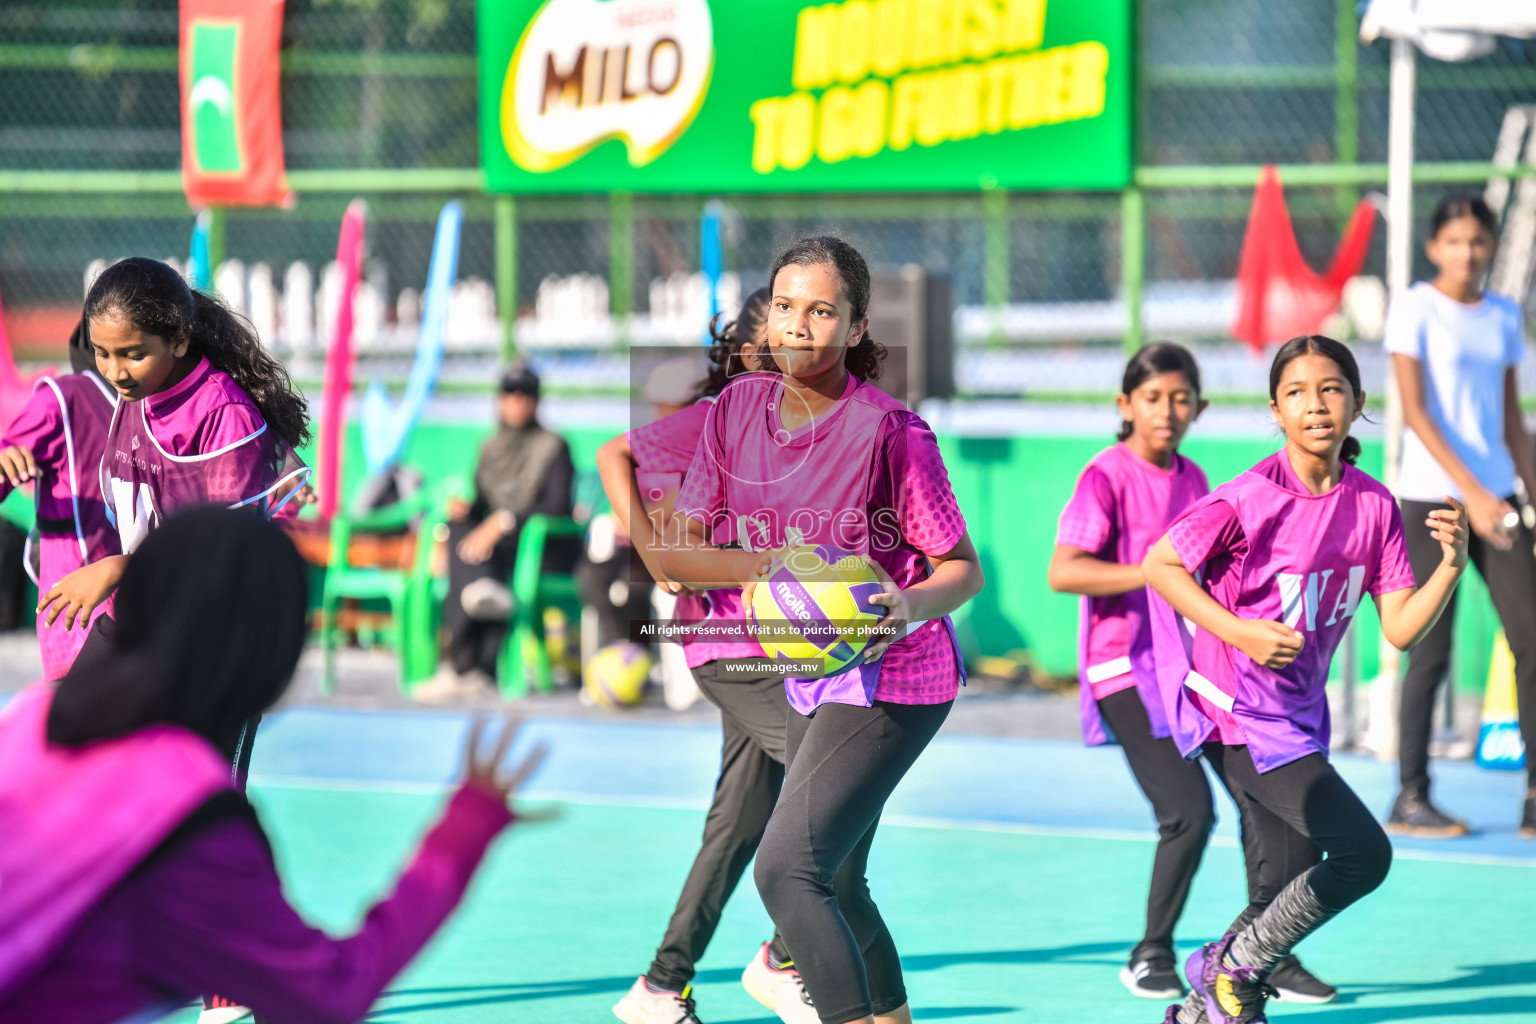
xmin=162 ymin=707 xmax=1532 ymax=1023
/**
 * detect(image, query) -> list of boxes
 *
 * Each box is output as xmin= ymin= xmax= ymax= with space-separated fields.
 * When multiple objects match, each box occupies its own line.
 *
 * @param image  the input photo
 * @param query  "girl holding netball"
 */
xmin=0 ymin=320 xmax=120 ymax=678
xmin=1143 ymin=335 xmax=1467 ymax=1024
xmin=598 ymin=288 xmax=817 ymax=1024
xmin=660 ymin=236 xmax=983 ymax=1024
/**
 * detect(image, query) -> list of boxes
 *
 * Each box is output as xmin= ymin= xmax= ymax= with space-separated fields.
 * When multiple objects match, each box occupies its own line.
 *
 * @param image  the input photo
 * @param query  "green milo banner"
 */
xmin=478 ymin=0 xmax=1132 ymax=193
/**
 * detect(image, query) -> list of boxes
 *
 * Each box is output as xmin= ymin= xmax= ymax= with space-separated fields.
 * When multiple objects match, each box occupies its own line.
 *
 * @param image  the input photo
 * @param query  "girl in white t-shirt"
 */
xmin=1384 ymin=193 xmax=1536 ymax=840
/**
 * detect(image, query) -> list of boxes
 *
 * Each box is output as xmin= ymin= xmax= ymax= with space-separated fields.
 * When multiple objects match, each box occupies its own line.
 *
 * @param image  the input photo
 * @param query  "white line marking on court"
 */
xmin=248 ymin=776 xmax=1536 ymax=868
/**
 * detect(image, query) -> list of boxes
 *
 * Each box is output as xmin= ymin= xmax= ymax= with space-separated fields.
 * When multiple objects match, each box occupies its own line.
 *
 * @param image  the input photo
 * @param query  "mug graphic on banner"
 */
xmin=479 ymin=0 xmax=1132 ymax=193
xmin=501 ymin=0 xmax=715 ymax=172
xmin=359 ymin=201 xmax=463 ymax=477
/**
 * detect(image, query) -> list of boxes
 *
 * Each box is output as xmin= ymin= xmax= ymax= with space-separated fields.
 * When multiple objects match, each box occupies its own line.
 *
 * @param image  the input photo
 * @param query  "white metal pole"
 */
xmin=1366 ymin=36 xmax=1417 ymax=760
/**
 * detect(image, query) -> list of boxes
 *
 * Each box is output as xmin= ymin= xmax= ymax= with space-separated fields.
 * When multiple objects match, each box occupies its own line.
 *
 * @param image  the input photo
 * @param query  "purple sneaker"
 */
xmin=1185 ymin=935 xmax=1271 ymax=1024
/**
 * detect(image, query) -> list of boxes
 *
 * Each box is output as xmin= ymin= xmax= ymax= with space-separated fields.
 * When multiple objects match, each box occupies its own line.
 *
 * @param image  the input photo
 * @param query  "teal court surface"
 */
xmin=164 ymin=707 xmax=1535 ymax=1024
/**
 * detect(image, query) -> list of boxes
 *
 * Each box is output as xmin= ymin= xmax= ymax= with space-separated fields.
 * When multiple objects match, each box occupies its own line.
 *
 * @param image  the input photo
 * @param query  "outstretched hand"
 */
xmin=462 ymin=714 xmax=550 ymax=809
xmin=0 ymin=445 xmax=38 ymax=488
xmin=39 ymin=555 xmax=128 ymax=630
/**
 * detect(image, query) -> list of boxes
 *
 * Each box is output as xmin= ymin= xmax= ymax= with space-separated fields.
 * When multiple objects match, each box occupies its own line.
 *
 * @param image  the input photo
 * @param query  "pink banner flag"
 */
xmin=317 ymin=200 xmax=366 ymax=521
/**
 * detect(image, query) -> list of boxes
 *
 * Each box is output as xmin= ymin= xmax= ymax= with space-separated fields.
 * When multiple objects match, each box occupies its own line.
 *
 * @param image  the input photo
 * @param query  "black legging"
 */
xmin=1097 ymin=688 xmax=1215 ymax=955
xmin=1399 ymin=497 xmax=1536 ymax=790
xmin=754 ymin=699 xmax=950 ymax=1024
xmin=1203 ymin=744 xmax=1392 ymax=917
xmin=647 ymin=660 xmax=790 ymax=991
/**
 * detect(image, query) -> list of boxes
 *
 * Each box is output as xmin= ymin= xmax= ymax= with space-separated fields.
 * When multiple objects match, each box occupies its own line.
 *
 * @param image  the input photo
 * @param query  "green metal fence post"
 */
xmin=495 ymin=194 xmax=517 ymax=363
xmin=982 ymin=184 xmax=1009 ymax=343
xmin=610 ymin=190 xmax=634 ymax=340
xmin=1121 ymin=186 xmax=1145 ymax=355
xmin=1335 ymin=0 xmax=1360 ymax=226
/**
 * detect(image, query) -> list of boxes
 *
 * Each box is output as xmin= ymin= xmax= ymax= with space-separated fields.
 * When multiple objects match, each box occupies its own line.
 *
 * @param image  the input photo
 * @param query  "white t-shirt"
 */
xmin=1384 ymin=281 xmax=1525 ymax=501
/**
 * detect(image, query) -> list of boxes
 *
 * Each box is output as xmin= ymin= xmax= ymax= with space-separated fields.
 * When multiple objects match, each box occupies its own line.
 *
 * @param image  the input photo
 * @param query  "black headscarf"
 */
xmin=67 ymin=317 xmax=94 ymax=375
xmin=47 ymin=507 xmax=309 ymax=752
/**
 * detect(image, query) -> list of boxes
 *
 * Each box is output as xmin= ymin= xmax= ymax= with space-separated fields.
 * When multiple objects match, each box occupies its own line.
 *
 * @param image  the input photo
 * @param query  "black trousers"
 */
xmin=442 ymin=518 xmax=521 ymax=678
xmin=1399 ymin=498 xmax=1536 ymax=790
xmin=755 ymin=699 xmax=951 ymax=1024
xmin=1203 ymin=744 xmax=1392 ymax=922
xmin=1097 ymin=688 xmax=1215 ymax=955
xmin=647 ymin=660 xmax=790 ymax=991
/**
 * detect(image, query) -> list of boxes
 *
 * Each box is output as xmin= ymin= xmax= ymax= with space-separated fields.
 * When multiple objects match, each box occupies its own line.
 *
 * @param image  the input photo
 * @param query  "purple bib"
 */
xmin=101 ymin=396 xmax=308 ymax=553
xmin=1150 ymin=455 xmax=1412 ymax=773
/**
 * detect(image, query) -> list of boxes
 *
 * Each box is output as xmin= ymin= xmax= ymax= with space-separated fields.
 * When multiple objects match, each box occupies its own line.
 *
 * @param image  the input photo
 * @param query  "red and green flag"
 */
xmin=179 ymin=0 xmax=292 ymax=208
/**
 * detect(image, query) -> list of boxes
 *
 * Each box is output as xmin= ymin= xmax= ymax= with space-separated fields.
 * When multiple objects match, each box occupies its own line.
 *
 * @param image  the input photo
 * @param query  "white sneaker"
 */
xmin=412 ymin=665 xmax=488 ymax=705
xmin=461 ymin=578 xmax=514 ymax=621
xmin=613 ymin=976 xmax=703 ymax=1024
xmin=741 ymin=942 xmax=819 ymax=1024
xmin=197 ymin=1005 xmax=251 ymax=1024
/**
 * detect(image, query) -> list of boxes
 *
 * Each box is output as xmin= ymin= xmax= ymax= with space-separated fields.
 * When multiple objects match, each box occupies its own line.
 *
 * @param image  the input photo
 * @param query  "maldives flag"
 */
xmin=179 ymin=0 xmax=292 ymax=208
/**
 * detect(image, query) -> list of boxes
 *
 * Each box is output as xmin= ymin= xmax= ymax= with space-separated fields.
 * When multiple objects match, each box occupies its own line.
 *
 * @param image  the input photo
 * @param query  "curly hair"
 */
xmin=692 ymin=286 xmax=770 ymax=402
xmin=84 ymin=257 xmax=311 ymax=449
xmin=765 ymin=235 xmax=886 ymax=382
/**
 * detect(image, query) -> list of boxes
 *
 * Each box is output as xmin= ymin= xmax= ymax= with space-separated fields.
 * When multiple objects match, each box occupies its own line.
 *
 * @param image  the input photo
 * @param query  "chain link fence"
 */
xmin=3 ymin=0 xmax=1535 ymax=399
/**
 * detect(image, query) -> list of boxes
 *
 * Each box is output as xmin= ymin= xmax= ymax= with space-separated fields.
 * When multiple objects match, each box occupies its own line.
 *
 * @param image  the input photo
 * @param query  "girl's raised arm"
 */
xmin=1375 ymin=498 xmax=1468 ymax=650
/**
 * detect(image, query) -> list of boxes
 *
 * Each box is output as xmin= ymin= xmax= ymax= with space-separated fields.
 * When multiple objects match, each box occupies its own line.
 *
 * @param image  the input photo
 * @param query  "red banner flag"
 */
xmin=1231 ymin=165 xmax=1377 ymax=352
xmin=179 ymin=0 xmax=292 ymax=208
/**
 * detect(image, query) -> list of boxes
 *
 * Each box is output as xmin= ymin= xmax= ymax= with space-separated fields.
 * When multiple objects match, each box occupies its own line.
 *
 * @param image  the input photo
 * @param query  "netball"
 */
xmin=750 ymin=544 xmax=886 ymax=675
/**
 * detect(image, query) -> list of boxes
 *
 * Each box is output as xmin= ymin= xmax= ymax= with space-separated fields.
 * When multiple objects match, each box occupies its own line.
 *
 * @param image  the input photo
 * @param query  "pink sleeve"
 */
xmin=0 ymin=387 xmax=66 ymax=502
xmin=1372 ymin=498 xmax=1418 ymax=595
xmin=1056 ymin=464 xmax=1116 ymax=554
xmin=1165 ymin=497 xmax=1245 ymax=571
xmin=629 ymin=402 xmax=709 ymax=475
xmin=129 ymin=785 xmax=511 ymax=1024
xmin=893 ymin=419 xmax=966 ymax=556
xmin=675 ymin=397 xmax=727 ymax=530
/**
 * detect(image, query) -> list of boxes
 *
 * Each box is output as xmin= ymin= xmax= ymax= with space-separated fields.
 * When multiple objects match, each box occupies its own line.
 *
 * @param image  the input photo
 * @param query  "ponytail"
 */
xmin=1341 ymin=436 xmax=1362 ymax=466
xmin=84 ymin=257 xmax=311 ymax=449
xmin=189 ymin=291 xmax=311 ymax=449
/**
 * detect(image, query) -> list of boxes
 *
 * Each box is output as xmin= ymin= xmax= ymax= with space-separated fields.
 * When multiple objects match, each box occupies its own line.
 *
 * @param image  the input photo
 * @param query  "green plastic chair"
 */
xmin=318 ymin=481 xmax=457 ymax=695
xmin=497 ymin=513 xmax=586 ymax=697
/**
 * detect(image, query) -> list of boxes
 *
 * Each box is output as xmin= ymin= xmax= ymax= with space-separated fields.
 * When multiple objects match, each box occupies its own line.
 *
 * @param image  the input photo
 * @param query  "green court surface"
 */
xmin=164 ymin=779 xmax=1536 ymax=1024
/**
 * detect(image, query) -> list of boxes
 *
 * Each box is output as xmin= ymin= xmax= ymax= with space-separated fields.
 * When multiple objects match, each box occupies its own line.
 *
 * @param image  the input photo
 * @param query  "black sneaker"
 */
xmin=1386 ymin=787 xmax=1470 ymax=838
xmin=1121 ymin=945 xmax=1186 ymax=1000
xmin=1267 ymin=955 xmax=1336 ymax=1003
xmin=1520 ymin=791 xmax=1536 ymax=840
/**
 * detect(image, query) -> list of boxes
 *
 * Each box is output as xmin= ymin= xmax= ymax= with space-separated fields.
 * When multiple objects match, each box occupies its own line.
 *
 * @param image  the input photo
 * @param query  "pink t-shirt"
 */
xmin=627 ymin=398 xmax=761 ymax=668
xmin=1157 ymin=451 xmax=1416 ymax=769
xmin=676 ymin=372 xmax=967 ymax=708
xmin=1056 ymin=444 xmax=1209 ymax=745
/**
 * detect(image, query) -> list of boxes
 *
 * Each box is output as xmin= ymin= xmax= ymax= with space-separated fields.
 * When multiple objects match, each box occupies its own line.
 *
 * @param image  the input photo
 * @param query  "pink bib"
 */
xmin=0 ymin=684 xmax=232 ymax=998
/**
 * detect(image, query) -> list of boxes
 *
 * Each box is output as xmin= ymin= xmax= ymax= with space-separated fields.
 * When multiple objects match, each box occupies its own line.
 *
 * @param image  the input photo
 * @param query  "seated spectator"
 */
xmin=415 ymin=364 xmax=575 ymax=703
